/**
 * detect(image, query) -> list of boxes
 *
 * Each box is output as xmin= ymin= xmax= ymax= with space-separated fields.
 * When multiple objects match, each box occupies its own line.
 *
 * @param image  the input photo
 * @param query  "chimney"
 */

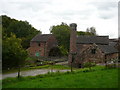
xmin=69 ymin=23 xmax=77 ymax=53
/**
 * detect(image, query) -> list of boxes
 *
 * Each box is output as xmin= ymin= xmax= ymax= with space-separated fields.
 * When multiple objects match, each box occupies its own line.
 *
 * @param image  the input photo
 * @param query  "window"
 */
xmin=91 ymin=49 xmax=96 ymax=54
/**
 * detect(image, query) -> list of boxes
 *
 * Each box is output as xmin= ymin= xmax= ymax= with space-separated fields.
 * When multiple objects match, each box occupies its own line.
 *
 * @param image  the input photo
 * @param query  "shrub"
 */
xmin=106 ymin=64 xmax=117 ymax=69
xmin=83 ymin=62 xmax=96 ymax=71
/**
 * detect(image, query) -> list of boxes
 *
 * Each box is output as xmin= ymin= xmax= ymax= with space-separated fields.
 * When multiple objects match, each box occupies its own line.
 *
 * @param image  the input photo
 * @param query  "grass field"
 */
xmin=2 ymin=66 xmax=118 ymax=88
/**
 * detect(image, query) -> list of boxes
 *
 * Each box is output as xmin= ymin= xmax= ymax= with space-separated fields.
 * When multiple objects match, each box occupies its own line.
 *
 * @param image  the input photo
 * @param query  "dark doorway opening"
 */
xmin=49 ymin=47 xmax=62 ymax=57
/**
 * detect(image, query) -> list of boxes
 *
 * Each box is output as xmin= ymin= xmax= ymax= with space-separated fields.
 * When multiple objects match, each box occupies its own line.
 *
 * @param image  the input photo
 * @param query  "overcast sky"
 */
xmin=0 ymin=0 xmax=119 ymax=38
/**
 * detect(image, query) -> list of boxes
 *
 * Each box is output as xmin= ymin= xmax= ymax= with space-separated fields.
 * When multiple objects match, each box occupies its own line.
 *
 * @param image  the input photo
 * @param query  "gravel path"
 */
xmin=2 ymin=69 xmax=70 ymax=79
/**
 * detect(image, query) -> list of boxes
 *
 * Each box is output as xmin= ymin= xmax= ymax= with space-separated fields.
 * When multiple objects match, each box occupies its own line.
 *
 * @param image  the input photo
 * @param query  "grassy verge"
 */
xmin=2 ymin=66 xmax=118 ymax=88
xmin=30 ymin=64 xmax=72 ymax=69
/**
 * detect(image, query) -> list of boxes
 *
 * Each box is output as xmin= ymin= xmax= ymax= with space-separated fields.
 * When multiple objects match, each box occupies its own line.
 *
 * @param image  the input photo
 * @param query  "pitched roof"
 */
xmin=76 ymin=44 xmax=90 ymax=54
xmin=98 ymin=45 xmax=118 ymax=54
xmin=77 ymin=36 xmax=109 ymax=45
xmin=31 ymin=34 xmax=53 ymax=42
xmin=109 ymin=42 xmax=117 ymax=47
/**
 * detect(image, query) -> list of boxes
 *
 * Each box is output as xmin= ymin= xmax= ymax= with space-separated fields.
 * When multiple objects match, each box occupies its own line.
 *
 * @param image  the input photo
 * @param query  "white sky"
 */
xmin=0 ymin=0 xmax=119 ymax=38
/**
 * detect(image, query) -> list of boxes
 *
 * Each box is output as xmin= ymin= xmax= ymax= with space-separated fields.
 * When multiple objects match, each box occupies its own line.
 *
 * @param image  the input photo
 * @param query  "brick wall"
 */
xmin=27 ymin=35 xmax=57 ymax=57
xmin=28 ymin=42 xmax=46 ymax=56
xmin=69 ymin=23 xmax=77 ymax=65
xmin=46 ymin=35 xmax=58 ymax=56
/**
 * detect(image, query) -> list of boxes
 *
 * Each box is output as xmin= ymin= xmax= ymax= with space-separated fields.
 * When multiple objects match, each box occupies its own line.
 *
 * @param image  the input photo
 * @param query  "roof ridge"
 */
xmin=31 ymin=34 xmax=53 ymax=42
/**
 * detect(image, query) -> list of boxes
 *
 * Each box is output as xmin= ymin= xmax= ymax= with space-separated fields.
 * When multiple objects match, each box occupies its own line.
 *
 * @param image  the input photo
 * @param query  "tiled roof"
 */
xmin=109 ymin=42 xmax=117 ymax=47
xmin=76 ymin=44 xmax=90 ymax=54
xmin=77 ymin=36 xmax=109 ymax=45
xmin=98 ymin=45 xmax=118 ymax=54
xmin=31 ymin=34 xmax=53 ymax=42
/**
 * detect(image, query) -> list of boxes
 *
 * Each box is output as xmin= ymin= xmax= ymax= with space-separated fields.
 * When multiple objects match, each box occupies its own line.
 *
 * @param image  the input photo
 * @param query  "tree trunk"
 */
xmin=71 ymin=62 xmax=73 ymax=72
xmin=18 ymin=65 xmax=20 ymax=78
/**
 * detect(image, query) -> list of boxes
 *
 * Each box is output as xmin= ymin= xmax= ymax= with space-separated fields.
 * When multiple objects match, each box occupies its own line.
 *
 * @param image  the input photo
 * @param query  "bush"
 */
xmin=83 ymin=62 xmax=96 ymax=70
xmin=106 ymin=64 xmax=117 ymax=69
xmin=25 ymin=57 xmax=37 ymax=67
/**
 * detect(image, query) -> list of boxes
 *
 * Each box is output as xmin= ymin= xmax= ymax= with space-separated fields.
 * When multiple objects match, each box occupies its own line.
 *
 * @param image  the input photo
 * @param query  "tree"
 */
xmin=50 ymin=22 xmax=70 ymax=55
xmin=86 ymin=28 xmax=90 ymax=32
xmin=2 ymin=33 xmax=27 ymax=70
xmin=2 ymin=15 xmax=41 ymax=49
xmin=77 ymin=30 xmax=97 ymax=36
xmin=86 ymin=27 xmax=97 ymax=35
xmin=90 ymin=27 xmax=96 ymax=35
xmin=77 ymin=31 xmax=86 ymax=36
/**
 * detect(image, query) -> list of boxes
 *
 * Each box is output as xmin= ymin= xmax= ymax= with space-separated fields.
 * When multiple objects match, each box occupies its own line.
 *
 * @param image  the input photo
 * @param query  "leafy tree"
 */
xmin=2 ymin=33 xmax=27 ymax=70
xmin=58 ymin=45 xmax=68 ymax=56
xmin=0 ymin=20 xmax=2 ymax=69
xmin=50 ymin=22 xmax=70 ymax=55
xmin=2 ymin=15 xmax=41 ymax=49
xmin=77 ymin=30 xmax=97 ymax=36
xmin=86 ymin=27 xmax=97 ymax=35
xmin=50 ymin=23 xmax=98 ymax=55
xmin=49 ymin=47 xmax=62 ymax=57
xmin=77 ymin=31 xmax=86 ymax=36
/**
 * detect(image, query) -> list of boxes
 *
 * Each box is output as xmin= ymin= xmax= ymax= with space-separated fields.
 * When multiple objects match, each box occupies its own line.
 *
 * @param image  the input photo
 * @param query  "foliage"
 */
xmin=77 ymin=31 xmax=95 ymax=36
xmin=58 ymin=45 xmax=68 ymax=56
xmin=2 ymin=67 xmax=118 ymax=88
xmin=2 ymin=33 xmax=27 ymax=70
xmin=25 ymin=57 xmax=37 ymax=61
xmin=29 ymin=65 xmax=50 ymax=69
xmin=25 ymin=57 xmax=37 ymax=67
xmin=49 ymin=47 xmax=62 ymax=57
xmin=83 ymin=62 xmax=96 ymax=70
xmin=2 ymin=15 xmax=41 ymax=70
xmin=86 ymin=27 xmax=97 ymax=35
xmin=0 ymin=22 xmax=2 ymax=61
xmin=2 ymin=15 xmax=41 ymax=49
xmin=106 ymin=64 xmax=117 ymax=69
xmin=50 ymin=22 xmax=70 ymax=55
xmin=30 ymin=64 xmax=70 ymax=70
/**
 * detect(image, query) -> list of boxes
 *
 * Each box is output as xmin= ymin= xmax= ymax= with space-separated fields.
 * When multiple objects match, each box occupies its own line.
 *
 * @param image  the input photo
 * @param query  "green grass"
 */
xmin=30 ymin=64 xmax=71 ymax=70
xmin=2 ymin=66 xmax=118 ymax=88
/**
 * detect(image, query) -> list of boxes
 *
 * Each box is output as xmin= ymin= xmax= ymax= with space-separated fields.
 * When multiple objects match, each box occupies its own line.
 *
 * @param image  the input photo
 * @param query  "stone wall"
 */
xmin=74 ymin=44 xmax=104 ymax=67
xmin=106 ymin=53 xmax=118 ymax=61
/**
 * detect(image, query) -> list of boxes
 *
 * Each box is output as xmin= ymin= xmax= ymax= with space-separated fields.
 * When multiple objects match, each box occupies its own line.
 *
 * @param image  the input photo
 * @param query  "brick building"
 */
xmin=69 ymin=23 xmax=118 ymax=67
xmin=27 ymin=33 xmax=57 ymax=57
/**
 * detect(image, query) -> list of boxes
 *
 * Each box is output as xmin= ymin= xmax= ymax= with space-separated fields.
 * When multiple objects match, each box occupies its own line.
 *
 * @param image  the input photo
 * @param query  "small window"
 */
xmin=91 ymin=49 xmax=96 ymax=54
xmin=38 ymin=43 xmax=41 ymax=46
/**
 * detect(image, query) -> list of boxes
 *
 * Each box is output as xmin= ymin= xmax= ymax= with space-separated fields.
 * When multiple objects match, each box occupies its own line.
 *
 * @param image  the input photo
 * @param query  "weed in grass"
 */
xmin=66 ymin=71 xmax=70 ymax=74
xmin=36 ymin=75 xmax=44 ymax=78
xmin=47 ymin=71 xmax=51 ymax=75
xmin=39 ymin=79 xmax=42 ymax=81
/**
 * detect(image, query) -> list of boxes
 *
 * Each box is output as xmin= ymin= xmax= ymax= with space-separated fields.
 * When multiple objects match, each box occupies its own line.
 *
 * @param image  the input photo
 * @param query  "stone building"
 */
xmin=69 ymin=23 xmax=118 ymax=67
xmin=27 ymin=33 xmax=57 ymax=57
